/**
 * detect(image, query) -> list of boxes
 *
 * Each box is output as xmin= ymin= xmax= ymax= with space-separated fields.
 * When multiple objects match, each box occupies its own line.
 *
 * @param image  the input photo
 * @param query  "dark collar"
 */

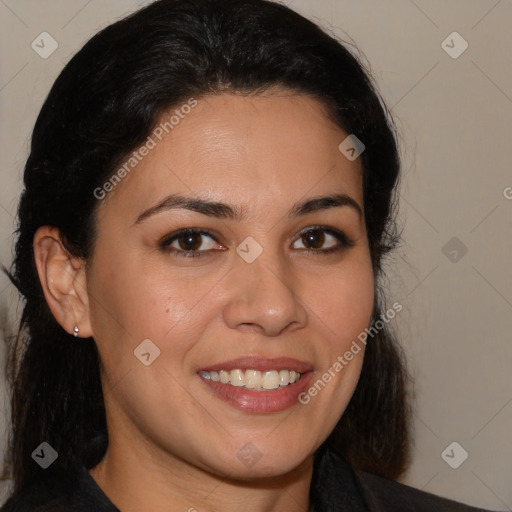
xmin=310 ymin=446 xmax=370 ymax=511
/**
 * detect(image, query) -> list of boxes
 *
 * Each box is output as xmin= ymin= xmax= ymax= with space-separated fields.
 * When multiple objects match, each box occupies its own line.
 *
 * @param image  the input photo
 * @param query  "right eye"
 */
xmin=160 ymin=228 xmax=225 ymax=258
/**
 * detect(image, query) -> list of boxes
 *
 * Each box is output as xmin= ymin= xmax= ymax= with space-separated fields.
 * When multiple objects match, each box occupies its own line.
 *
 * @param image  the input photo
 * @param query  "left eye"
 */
xmin=292 ymin=227 xmax=350 ymax=252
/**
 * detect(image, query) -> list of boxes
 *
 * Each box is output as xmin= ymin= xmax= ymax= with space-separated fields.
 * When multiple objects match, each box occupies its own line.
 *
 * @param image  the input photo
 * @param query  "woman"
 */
xmin=0 ymin=0 xmax=497 ymax=510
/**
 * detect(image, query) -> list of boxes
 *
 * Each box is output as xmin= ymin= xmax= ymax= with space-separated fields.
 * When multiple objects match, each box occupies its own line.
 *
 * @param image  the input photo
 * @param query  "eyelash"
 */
xmin=159 ymin=226 xmax=355 ymax=259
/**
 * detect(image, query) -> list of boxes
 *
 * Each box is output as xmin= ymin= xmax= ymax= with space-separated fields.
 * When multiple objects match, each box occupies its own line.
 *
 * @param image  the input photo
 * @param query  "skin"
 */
xmin=34 ymin=89 xmax=375 ymax=512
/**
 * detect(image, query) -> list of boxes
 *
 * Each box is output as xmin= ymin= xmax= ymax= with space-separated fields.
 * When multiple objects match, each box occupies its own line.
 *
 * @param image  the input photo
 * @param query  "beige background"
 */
xmin=0 ymin=0 xmax=511 ymax=509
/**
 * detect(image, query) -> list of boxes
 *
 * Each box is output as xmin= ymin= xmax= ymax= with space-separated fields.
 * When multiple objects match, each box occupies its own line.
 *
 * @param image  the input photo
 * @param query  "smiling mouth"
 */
xmin=198 ymin=369 xmax=303 ymax=391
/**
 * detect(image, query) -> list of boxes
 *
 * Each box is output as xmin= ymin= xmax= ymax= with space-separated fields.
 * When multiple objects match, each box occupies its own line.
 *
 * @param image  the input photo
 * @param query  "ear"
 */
xmin=33 ymin=226 xmax=93 ymax=338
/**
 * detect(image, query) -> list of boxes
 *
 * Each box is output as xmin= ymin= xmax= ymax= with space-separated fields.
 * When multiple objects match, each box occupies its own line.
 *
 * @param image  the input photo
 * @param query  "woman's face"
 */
xmin=86 ymin=90 xmax=374 ymax=479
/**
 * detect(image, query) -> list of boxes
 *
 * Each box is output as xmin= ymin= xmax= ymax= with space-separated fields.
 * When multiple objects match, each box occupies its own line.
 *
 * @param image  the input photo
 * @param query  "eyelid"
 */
xmin=295 ymin=225 xmax=354 ymax=243
xmin=159 ymin=228 xmax=223 ymax=247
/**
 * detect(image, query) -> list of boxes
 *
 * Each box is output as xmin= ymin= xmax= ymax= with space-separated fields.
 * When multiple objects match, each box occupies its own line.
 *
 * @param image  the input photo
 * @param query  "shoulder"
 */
xmin=313 ymin=447 xmax=497 ymax=512
xmin=0 ymin=467 xmax=119 ymax=512
xmin=354 ymin=468 xmax=497 ymax=512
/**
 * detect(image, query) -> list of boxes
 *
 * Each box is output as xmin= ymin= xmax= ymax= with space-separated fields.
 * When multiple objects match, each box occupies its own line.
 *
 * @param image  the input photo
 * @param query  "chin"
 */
xmin=197 ymin=441 xmax=315 ymax=482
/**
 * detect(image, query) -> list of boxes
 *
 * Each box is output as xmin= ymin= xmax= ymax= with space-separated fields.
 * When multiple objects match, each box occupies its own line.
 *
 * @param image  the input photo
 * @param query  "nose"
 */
xmin=222 ymin=249 xmax=308 ymax=337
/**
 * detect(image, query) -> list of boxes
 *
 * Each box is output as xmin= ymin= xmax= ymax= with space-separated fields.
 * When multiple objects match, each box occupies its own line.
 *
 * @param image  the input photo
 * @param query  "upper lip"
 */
xmin=198 ymin=356 xmax=313 ymax=373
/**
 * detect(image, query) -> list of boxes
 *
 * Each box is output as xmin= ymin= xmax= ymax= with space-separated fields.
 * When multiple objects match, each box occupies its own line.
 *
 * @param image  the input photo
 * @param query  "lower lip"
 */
xmin=199 ymin=372 xmax=313 ymax=413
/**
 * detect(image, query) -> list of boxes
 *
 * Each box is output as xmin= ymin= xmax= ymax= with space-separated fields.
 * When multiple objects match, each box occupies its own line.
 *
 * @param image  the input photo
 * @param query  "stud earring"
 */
xmin=73 ymin=325 xmax=79 ymax=337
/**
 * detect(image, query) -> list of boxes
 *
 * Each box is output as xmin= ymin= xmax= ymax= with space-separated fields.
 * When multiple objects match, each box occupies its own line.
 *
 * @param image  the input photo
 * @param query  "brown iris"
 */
xmin=178 ymin=233 xmax=203 ymax=251
xmin=302 ymin=229 xmax=325 ymax=249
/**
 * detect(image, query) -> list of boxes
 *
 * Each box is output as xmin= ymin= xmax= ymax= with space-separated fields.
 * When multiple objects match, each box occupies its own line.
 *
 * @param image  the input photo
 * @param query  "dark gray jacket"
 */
xmin=0 ymin=448 xmax=500 ymax=511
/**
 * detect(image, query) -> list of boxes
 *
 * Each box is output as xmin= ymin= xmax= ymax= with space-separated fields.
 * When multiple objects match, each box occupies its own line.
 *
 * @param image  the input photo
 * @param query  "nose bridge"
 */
xmin=223 ymin=241 xmax=307 ymax=335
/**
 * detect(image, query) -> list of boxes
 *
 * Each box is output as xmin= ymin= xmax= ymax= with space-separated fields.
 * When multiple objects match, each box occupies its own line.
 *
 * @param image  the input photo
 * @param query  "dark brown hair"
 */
xmin=3 ymin=0 xmax=410 ymax=493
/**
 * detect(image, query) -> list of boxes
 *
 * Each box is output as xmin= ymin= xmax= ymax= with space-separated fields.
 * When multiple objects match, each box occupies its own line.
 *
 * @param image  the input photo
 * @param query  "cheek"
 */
xmin=300 ymin=252 xmax=374 ymax=408
xmin=86 ymin=248 xmax=220 ymax=380
xmin=88 ymin=243 xmax=180 ymax=332
xmin=308 ymin=255 xmax=375 ymax=345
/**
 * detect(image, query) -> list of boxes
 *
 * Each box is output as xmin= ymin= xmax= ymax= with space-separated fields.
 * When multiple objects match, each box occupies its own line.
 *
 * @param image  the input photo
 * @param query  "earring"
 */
xmin=73 ymin=325 xmax=79 ymax=337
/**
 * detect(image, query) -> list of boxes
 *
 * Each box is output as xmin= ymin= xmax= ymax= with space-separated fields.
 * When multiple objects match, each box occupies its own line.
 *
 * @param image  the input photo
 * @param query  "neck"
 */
xmin=89 ymin=430 xmax=315 ymax=512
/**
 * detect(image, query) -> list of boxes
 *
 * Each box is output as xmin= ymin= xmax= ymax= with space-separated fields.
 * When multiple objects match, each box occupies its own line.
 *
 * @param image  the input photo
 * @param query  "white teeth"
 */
xmin=262 ymin=370 xmax=280 ymax=390
xmin=200 ymin=369 xmax=304 ymax=390
xmin=245 ymin=370 xmax=261 ymax=389
xmin=230 ymin=369 xmax=245 ymax=387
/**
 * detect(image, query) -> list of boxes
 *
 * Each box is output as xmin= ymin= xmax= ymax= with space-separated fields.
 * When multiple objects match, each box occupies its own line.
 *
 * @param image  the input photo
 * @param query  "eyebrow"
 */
xmin=133 ymin=192 xmax=363 ymax=225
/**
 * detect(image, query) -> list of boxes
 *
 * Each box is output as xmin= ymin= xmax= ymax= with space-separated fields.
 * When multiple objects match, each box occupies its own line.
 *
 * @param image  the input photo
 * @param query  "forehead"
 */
xmin=97 ymin=90 xmax=363 ymax=222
